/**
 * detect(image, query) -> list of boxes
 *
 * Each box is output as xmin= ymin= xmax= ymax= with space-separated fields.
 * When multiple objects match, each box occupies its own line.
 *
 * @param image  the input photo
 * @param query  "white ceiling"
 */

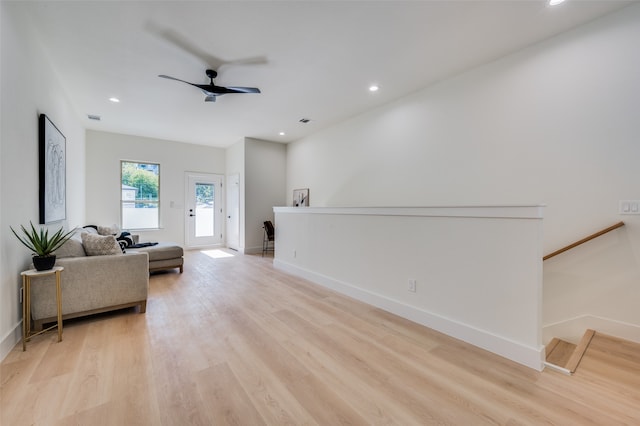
xmin=19 ymin=0 xmax=634 ymax=148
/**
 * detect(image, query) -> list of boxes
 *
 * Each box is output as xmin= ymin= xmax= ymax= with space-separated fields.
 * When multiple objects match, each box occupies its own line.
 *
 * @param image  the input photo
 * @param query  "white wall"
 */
xmin=85 ymin=130 xmax=225 ymax=245
xmin=1 ymin=3 xmax=86 ymax=360
xmin=244 ymin=138 xmax=286 ymax=253
xmin=225 ymin=138 xmax=286 ymax=253
xmin=275 ymin=206 xmax=545 ymax=370
xmin=287 ymin=5 xmax=640 ymax=252
xmin=286 ymin=6 xmax=640 ymax=341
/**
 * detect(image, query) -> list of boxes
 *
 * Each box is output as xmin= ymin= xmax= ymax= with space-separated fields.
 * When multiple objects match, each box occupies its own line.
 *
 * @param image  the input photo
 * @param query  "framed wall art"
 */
xmin=39 ymin=114 xmax=66 ymax=224
xmin=293 ymin=188 xmax=309 ymax=207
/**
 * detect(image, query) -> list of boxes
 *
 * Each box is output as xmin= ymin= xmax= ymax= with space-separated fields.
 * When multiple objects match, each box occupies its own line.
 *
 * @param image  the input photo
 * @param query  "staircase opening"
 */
xmin=545 ymin=329 xmax=595 ymax=374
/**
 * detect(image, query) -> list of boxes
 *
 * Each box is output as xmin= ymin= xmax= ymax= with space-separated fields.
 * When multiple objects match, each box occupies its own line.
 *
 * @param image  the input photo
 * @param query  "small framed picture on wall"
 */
xmin=293 ymin=188 xmax=309 ymax=207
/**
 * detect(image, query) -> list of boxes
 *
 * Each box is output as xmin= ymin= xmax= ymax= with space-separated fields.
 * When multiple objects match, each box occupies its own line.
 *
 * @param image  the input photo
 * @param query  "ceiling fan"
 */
xmin=158 ymin=69 xmax=261 ymax=102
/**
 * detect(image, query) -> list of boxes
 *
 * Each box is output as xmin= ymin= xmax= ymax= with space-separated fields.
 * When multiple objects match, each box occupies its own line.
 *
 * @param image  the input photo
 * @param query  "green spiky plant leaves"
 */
xmin=10 ymin=222 xmax=77 ymax=257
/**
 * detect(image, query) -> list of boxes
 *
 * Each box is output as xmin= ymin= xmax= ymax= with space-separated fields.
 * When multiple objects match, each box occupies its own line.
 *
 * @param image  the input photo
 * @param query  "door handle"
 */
xmin=189 ymin=214 xmax=195 ymax=217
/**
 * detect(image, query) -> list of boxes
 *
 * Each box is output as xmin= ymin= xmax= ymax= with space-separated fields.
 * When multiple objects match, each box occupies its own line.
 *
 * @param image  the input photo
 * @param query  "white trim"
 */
xmin=1 ymin=321 xmax=22 ymax=362
xmin=184 ymin=243 xmax=225 ymax=250
xmin=243 ymin=246 xmax=264 ymax=255
xmin=273 ymin=205 xmax=545 ymax=219
xmin=543 ymin=362 xmax=572 ymax=375
xmin=274 ymin=258 xmax=545 ymax=371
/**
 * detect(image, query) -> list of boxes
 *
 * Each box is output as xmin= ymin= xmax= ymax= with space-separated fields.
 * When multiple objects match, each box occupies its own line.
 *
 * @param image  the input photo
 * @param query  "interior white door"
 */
xmin=226 ymin=174 xmax=240 ymax=250
xmin=185 ymin=173 xmax=223 ymax=248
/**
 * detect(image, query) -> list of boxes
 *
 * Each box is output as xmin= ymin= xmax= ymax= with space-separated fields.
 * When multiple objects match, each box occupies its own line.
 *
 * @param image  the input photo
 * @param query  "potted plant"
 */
xmin=10 ymin=222 xmax=77 ymax=271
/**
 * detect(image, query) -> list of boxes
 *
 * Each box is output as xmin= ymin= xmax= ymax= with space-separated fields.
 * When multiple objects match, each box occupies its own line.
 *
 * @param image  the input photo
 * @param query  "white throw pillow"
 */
xmin=81 ymin=233 xmax=122 ymax=256
xmin=97 ymin=224 xmax=120 ymax=236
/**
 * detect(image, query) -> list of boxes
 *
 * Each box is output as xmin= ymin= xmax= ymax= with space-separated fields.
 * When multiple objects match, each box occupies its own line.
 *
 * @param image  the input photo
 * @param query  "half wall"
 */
xmin=274 ymin=205 xmax=545 ymax=370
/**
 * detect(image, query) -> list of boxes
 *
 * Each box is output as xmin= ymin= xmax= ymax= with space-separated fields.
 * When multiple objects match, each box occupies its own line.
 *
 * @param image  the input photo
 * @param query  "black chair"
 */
xmin=262 ymin=220 xmax=275 ymax=256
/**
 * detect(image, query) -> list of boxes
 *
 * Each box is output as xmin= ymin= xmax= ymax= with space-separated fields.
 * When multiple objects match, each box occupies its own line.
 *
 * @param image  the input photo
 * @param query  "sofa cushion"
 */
xmin=81 ymin=233 xmax=122 ymax=256
xmin=130 ymin=242 xmax=183 ymax=261
xmin=55 ymin=232 xmax=86 ymax=258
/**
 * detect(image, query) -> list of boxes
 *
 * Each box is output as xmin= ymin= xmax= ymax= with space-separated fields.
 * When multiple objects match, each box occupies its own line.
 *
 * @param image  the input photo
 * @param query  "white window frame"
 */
xmin=120 ymin=160 xmax=161 ymax=230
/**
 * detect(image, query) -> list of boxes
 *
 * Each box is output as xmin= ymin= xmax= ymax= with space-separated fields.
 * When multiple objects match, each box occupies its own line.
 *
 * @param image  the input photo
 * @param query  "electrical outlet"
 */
xmin=408 ymin=279 xmax=417 ymax=292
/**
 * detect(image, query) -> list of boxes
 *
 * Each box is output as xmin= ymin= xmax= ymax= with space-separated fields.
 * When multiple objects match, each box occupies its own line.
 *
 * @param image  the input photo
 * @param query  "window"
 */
xmin=121 ymin=161 xmax=160 ymax=229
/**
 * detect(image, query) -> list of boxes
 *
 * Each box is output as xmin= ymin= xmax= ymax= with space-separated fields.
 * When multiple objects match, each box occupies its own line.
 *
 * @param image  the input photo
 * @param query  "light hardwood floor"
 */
xmin=2 ymin=249 xmax=639 ymax=425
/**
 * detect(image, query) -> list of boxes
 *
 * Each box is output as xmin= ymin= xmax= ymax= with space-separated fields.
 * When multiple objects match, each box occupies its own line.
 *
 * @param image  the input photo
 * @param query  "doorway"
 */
xmin=185 ymin=173 xmax=223 ymax=248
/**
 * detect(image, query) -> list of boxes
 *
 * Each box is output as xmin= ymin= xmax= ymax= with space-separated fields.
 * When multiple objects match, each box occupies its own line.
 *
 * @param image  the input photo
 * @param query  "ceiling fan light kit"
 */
xmin=159 ymin=68 xmax=260 ymax=103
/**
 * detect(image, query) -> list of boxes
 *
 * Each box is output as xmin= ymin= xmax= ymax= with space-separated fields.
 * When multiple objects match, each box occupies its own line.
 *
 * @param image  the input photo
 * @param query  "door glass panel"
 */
xmin=195 ymin=183 xmax=214 ymax=237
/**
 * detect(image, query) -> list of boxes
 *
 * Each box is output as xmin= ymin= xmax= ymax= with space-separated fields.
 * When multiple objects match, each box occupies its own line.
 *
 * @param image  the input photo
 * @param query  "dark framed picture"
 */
xmin=39 ymin=114 xmax=66 ymax=224
xmin=293 ymin=188 xmax=309 ymax=207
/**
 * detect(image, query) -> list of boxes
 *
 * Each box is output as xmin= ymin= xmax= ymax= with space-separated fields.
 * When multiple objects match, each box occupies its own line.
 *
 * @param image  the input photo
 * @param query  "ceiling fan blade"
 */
xmin=159 ymin=74 xmax=188 ymax=83
xmin=194 ymin=85 xmax=260 ymax=95
xmin=159 ymin=72 xmax=260 ymax=99
xmin=158 ymin=74 xmax=205 ymax=90
xmin=192 ymin=84 xmax=218 ymax=92
xmin=147 ymin=23 xmax=225 ymax=69
xmin=148 ymin=23 xmax=268 ymax=79
xmin=222 ymin=56 xmax=268 ymax=68
xmin=226 ymin=87 xmax=261 ymax=94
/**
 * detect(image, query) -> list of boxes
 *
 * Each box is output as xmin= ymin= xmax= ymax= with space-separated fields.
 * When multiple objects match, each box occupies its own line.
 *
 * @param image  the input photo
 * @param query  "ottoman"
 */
xmin=131 ymin=242 xmax=184 ymax=273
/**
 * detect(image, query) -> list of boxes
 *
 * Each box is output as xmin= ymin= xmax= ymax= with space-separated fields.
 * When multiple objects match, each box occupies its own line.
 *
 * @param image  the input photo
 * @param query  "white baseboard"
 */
xmin=1 ymin=321 xmax=21 ymax=362
xmin=543 ymin=362 xmax=572 ymax=375
xmin=243 ymin=246 xmax=264 ymax=255
xmin=543 ymin=315 xmax=640 ymax=345
xmin=224 ymin=246 xmax=244 ymax=254
xmin=274 ymin=259 xmax=545 ymax=371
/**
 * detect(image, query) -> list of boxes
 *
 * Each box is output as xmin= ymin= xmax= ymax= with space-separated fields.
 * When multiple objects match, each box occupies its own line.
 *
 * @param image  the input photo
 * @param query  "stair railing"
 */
xmin=543 ymin=221 xmax=625 ymax=261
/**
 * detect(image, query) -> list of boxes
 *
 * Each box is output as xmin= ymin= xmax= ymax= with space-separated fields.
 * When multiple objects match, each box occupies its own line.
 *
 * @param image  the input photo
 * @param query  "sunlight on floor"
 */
xmin=201 ymin=249 xmax=235 ymax=259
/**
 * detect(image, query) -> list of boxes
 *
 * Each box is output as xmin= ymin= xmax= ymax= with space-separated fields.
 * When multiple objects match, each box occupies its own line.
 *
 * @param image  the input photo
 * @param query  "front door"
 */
xmin=185 ymin=173 xmax=223 ymax=248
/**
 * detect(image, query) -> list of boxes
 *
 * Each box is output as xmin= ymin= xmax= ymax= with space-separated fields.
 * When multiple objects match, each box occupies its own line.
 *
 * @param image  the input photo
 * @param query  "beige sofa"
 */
xmin=29 ymin=233 xmax=149 ymax=331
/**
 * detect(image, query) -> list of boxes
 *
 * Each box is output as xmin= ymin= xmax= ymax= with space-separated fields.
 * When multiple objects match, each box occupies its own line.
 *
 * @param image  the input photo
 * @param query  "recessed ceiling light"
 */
xmin=549 ymin=0 xmax=565 ymax=6
xmin=279 ymin=131 xmax=285 ymax=136
xmin=109 ymin=97 xmax=120 ymax=103
xmin=369 ymin=85 xmax=379 ymax=92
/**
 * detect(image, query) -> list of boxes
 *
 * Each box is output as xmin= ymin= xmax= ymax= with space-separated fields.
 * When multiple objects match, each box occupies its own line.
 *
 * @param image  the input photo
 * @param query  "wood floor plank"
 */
xmin=545 ymin=337 xmax=561 ymax=358
xmin=225 ymin=340 xmax=319 ymax=425
xmin=280 ymin=332 xmax=426 ymax=425
xmin=58 ymin=319 xmax=117 ymax=417
xmin=1 ymin=249 xmax=639 ymax=425
xmin=545 ymin=339 xmax=576 ymax=368
xmin=275 ymin=308 xmax=508 ymax=425
xmin=194 ymin=362 xmax=267 ymax=425
xmin=224 ymin=308 xmax=369 ymax=425
xmin=566 ymin=329 xmax=596 ymax=373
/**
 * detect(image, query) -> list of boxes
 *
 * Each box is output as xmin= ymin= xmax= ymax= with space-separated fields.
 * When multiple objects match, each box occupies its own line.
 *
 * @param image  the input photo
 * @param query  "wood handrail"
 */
xmin=543 ymin=221 xmax=625 ymax=261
